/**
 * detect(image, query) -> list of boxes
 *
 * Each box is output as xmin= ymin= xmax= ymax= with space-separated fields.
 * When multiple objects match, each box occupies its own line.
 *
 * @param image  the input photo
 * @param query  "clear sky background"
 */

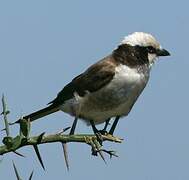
xmin=0 ymin=0 xmax=188 ymax=179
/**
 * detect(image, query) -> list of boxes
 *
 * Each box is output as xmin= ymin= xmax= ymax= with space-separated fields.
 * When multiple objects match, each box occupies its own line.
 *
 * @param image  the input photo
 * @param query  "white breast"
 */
xmin=112 ymin=64 xmax=144 ymax=89
xmin=60 ymin=64 xmax=149 ymax=125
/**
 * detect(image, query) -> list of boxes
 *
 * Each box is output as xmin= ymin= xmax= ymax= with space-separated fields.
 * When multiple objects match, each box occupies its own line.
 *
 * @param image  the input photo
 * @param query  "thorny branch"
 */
xmin=0 ymin=132 xmax=122 ymax=155
xmin=0 ymin=95 xmax=123 ymax=179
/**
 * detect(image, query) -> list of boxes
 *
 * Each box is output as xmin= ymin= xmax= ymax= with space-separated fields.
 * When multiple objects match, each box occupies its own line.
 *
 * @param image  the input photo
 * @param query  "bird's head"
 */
xmin=121 ymin=32 xmax=170 ymax=66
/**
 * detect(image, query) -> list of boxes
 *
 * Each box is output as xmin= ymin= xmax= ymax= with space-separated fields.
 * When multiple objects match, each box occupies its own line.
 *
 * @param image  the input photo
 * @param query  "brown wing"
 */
xmin=49 ymin=56 xmax=116 ymax=105
xmin=13 ymin=56 xmax=116 ymax=124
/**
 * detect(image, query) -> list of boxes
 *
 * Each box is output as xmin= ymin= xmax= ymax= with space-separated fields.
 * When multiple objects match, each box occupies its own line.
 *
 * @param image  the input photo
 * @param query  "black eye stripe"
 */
xmin=146 ymin=46 xmax=156 ymax=53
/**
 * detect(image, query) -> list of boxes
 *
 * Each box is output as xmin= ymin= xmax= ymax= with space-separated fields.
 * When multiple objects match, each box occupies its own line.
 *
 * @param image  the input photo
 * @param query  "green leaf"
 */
xmin=2 ymin=136 xmax=13 ymax=148
xmin=11 ymin=136 xmax=22 ymax=150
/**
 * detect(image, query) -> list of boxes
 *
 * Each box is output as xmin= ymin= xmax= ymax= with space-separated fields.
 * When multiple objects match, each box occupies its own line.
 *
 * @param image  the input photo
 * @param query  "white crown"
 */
xmin=121 ymin=32 xmax=160 ymax=49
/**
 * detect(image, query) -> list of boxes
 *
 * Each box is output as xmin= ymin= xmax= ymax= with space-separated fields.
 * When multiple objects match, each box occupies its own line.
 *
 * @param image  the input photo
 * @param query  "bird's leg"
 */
xmin=69 ymin=92 xmax=81 ymax=135
xmin=98 ymin=118 xmax=110 ymax=135
xmin=90 ymin=118 xmax=110 ymax=134
xmin=90 ymin=120 xmax=99 ymax=134
xmin=69 ymin=117 xmax=78 ymax=135
xmin=103 ymin=119 xmax=111 ymax=131
xmin=90 ymin=120 xmax=104 ymax=145
xmin=109 ymin=116 xmax=120 ymax=135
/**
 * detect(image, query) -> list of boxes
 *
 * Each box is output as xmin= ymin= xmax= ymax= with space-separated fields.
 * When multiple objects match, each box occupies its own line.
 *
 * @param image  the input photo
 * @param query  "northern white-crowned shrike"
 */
xmin=15 ymin=32 xmax=170 ymax=135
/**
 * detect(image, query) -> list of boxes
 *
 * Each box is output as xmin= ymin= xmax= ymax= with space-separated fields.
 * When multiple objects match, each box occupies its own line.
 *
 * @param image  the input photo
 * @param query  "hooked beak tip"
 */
xmin=157 ymin=48 xmax=171 ymax=56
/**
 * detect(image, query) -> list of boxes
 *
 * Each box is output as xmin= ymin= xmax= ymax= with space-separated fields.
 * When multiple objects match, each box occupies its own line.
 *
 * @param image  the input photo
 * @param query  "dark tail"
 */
xmin=14 ymin=104 xmax=59 ymax=124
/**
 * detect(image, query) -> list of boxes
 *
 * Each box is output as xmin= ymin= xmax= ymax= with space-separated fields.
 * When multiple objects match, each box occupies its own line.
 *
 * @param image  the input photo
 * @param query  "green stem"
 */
xmin=0 ymin=133 xmax=122 ymax=155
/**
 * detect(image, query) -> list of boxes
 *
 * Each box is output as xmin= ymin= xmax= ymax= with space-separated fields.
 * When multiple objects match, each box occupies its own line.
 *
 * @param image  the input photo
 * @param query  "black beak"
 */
xmin=156 ymin=48 xmax=170 ymax=56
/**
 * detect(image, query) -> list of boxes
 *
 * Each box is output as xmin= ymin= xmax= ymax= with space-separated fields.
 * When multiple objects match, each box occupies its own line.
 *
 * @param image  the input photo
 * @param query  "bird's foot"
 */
xmin=94 ymin=130 xmax=117 ymax=145
xmin=97 ymin=129 xmax=108 ymax=135
xmin=91 ymin=146 xmax=118 ymax=160
xmin=94 ymin=131 xmax=104 ymax=146
xmin=96 ymin=149 xmax=118 ymax=159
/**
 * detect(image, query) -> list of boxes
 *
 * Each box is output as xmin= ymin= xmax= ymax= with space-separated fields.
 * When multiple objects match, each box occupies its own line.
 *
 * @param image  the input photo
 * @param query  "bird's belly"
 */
xmin=79 ymin=81 xmax=145 ymax=124
xmin=61 ymin=65 xmax=149 ymax=124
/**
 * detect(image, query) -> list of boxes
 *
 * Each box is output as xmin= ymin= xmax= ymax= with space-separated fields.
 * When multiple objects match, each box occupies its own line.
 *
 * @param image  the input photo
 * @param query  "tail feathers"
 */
xmin=15 ymin=104 xmax=60 ymax=124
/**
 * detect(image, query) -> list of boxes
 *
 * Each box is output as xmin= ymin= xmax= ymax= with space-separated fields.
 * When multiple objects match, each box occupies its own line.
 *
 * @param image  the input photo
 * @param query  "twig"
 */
xmin=0 ymin=133 xmax=122 ymax=155
xmin=1 ymin=94 xmax=10 ymax=136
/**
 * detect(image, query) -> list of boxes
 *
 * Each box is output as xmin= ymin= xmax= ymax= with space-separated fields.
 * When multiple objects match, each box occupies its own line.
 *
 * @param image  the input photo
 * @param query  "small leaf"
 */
xmin=19 ymin=118 xmax=31 ymax=138
xmin=7 ymin=135 xmax=22 ymax=151
xmin=33 ymin=145 xmax=45 ymax=170
xmin=2 ymin=136 xmax=13 ymax=148
xmin=0 ymin=110 xmax=10 ymax=115
xmin=5 ymin=110 xmax=10 ymax=115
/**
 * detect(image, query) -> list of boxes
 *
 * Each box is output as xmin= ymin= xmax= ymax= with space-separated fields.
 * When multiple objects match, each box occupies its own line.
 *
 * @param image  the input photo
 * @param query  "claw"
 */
xmin=97 ymin=149 xmax=118 ymax=159
xmin=90 ymin=120 xmax=106 ymax=145
xmin=95 ymin=132 xmax=104 ymax=146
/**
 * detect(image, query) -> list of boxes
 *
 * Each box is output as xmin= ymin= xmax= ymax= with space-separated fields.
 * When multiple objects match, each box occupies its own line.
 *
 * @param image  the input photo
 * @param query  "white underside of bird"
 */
xmin=60 ymin=64 xmax=150 ymax=124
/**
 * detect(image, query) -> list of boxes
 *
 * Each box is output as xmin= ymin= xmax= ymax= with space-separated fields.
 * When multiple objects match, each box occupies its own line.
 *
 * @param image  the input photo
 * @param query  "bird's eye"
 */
xmin=146 ymin=46 xmax=156 ymax=53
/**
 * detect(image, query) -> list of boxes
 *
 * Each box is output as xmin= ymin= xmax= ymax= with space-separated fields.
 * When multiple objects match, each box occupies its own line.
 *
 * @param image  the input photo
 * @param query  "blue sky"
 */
xmin=0 ymin=0 xmax=188 ymax=179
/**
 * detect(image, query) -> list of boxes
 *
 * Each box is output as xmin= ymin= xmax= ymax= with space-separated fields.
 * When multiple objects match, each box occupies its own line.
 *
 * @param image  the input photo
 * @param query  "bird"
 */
xmin=15 ymin=32 xmax=170 ymax=136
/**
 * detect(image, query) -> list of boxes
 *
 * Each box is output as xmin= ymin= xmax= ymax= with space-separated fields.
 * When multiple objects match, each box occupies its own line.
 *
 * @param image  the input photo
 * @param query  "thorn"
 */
xmin=61 ymin=143 xmax=70 ymax=171
xmin=57 ymin=127 xmax=71 ymax=135
xmin=33 ymin=145 xmax=45 ymax=170
xmin=12 ymin=161 xmax=22 ymax=180
xmin=63 ymin=127 xmax=71 ymax=133
xmin=0 ymin=110 xmax=10 ymax=115
xmin=93 ymin=139 xmax=107 ymax=164
xmin=13 ymin=151 xmax=25 ymax=158
xmin=36 ymin=132 xmax=45 ymax=143
xmin=29 ymin=170 xmax=34 ymax=180
xmin=1 ymin=124 xmax=13 ymax=131
xmin=60 ymin=127 xmax=71 ymax=171
xmin=98 ymin=150 xmax=107 ymax=164
xmin=1 ymin=128 xmax=6 ymax=132
xmin=9 ymin=121 xmax=18 ymax=126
